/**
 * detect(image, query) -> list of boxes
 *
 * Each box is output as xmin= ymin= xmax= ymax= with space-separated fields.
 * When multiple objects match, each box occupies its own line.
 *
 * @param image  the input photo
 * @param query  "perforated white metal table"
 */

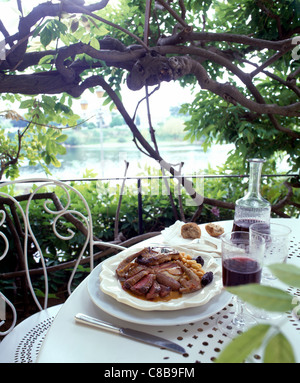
xmin=36 ymin=219 xmax=300 ymax=364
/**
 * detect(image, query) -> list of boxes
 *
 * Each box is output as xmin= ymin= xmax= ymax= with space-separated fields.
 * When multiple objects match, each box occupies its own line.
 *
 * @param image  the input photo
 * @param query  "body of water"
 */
xmin=19 ymin=141 xmax=234 ymax=180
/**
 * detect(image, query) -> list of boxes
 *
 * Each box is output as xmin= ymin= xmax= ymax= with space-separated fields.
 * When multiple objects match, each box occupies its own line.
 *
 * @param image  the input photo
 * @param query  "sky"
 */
xmin=78 ymin=81 xmax=194 ymax=126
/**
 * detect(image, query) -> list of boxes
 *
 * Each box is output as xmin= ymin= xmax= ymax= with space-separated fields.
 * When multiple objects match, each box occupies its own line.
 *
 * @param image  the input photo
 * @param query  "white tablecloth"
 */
xmin=36 ymin=219 xmax=300 ymax=363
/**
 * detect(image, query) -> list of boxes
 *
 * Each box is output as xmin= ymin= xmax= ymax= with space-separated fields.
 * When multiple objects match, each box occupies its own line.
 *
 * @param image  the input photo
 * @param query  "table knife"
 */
xmin=75 ymin=313 xmax=186 ymax=355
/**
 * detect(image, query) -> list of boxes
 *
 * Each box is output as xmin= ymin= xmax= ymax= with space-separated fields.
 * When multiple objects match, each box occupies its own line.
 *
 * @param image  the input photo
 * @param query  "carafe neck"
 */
xmin=247 ymin=159 xmax=264 ymax=197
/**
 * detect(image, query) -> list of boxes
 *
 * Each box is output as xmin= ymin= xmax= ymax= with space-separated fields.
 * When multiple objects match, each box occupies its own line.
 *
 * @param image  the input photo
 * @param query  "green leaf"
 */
xmin=46 ymin=140 xmax=55 ymax=154
xmin=56 ymin=145 xmax=67 ymax=155
xmin=215 ymin=324 xmax=270 ymax=363
xmin=34 ymin=288 xmax=45 ymax=298
xmin=38 ymin=55 xmax=54 ymax=65
xmin=268 ymin=263 xmax=300 ymax=288
xmin=264 ymin=332 xmax=296 ymax=363
xmin=90 ymin=37 xmax=100 ymax=50
xmin=71 ymin=19 xmax=79 ymax=33
xmin=226 ymin=284 xmax=293 ymax=312
xmin=44 ymin=153 xmax=51 ymax=165
xmin=55 ymin=134 xmax=68 ymax=143
xmin=102 ymin=95 xmax=112 ymax=106
xmin=55 ymin=20 xmax=68 ymax=34
xmin=50 ymin=155 xmax=61 ymax=168
xmin=40 ymin=26 xmax=53 ymax=47
xmin=19 ymin=99 xmax=34 ymax=109
xmin=81 ymin=34 xmax=91 ymax=44
xmin=94 ymin=25 xmax=109 ymax=37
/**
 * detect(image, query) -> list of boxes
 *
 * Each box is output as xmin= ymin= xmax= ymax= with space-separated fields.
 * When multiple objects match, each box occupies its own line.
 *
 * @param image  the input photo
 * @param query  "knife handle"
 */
xmin=75 ymin=313 xmax=120 ymax=334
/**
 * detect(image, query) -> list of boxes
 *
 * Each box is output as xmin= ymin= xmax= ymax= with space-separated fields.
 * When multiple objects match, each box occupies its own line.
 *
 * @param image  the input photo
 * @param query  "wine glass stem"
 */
xmin=232 ymin=297 xmax=246 ymax=327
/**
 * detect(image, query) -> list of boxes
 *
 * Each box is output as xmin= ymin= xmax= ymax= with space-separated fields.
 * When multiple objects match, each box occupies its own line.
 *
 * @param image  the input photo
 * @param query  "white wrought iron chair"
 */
xmin=0 ymin=178 xmax=126 ymax=363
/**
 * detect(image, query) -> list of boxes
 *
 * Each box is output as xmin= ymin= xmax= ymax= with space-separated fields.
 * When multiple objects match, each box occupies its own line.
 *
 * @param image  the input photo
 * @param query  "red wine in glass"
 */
xmin=232 ymin=219 xmax=264 ymax=233
xmin=222 ymin=257 xmax=262 ymax=287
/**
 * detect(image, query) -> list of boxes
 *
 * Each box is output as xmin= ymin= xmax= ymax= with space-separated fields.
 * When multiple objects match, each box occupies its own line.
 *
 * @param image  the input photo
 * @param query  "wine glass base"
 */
xmin=262 ymin=274 xmax=277 ymax=285
xmin=246 ymin=305 xmax=283 ymax=321
xmin=217 ymin=310 xmax=257 ymax=338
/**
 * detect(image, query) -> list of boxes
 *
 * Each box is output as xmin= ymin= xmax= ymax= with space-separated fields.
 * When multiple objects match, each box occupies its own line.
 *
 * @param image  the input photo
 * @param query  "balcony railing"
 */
xmin=2 ymin=172 xmax=297 ymax=235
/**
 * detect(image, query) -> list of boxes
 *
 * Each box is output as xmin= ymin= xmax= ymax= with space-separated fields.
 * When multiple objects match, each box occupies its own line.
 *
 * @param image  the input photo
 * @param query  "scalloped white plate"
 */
xmin=88 ymin=264 xmax=232 ymax=326
xmin=99 ymin=246 xmax=223 ymax=311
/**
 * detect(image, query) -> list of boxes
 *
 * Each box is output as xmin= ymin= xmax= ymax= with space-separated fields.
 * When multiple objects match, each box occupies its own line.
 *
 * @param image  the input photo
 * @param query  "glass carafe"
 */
xmin=232 ymin=158 xmax=271 ymax=232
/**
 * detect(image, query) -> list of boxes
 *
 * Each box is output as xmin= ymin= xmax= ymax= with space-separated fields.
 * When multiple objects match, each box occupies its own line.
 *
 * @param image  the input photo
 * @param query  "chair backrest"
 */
xmin=0 ymin=178 xmax=125 ymax=336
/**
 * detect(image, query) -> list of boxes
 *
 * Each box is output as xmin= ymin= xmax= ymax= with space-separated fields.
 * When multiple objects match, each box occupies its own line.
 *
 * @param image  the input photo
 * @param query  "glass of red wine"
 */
xmin=217 ymin=231 xmax=265 ymax=338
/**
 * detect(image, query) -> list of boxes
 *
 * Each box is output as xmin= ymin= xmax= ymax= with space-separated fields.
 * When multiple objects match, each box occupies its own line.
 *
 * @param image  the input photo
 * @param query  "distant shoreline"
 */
xmin=63 ymin=140 xmax=205 ymax=149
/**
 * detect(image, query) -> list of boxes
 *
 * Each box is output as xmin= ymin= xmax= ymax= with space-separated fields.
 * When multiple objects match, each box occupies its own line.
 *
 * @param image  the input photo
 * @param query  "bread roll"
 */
xmin=181 ymin=223 xmax=201 ymax=239
xmin=205 ymin=223 xmax=224 ymax=237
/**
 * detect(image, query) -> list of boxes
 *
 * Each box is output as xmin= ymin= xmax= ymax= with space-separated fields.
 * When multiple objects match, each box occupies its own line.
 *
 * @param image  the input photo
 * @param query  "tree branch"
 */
xmin=97 ymin=76 xmax=204 ymax=206
xmin=156 ymin=0 xmax=189 ymax=29
xmin=0 ymin=122 xmax=32 ymax=180
xmin=3 ymin=1 xmax=110 ymax=68
xmin=63 ymin=0 xmax=149 ymax=50
xmin=158 ymin=31 xmax=295 ymax=51
xmin=127 ymin=52 xmax=300 ymax=120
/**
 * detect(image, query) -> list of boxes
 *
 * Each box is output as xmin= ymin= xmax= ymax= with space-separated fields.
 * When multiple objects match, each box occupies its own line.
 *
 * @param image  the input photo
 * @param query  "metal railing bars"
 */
xmin=51 ymin=173 xmax=300 ymax=182
xmin=0 ymin=173 xmax=298 ymax=186
xmin=0 ymin=173 xmax=298 ymax=235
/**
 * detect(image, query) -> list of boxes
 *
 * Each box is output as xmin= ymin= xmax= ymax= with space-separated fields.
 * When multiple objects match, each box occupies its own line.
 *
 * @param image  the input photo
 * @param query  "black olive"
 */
xmin=201 ymin=271 xmax=213 ymax=287
xmin=195 ymin=256 xmax=204 ymax=266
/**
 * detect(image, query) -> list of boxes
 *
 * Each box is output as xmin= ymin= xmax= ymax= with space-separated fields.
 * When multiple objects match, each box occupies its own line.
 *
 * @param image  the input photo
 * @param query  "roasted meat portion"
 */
xmin=130 ymin=274 xmax=156 ymax=296
xmin=146 ymin=280 xmax=161 ymax=300
xmin=123 ymin=270 xmax=150 ymax=290
xmin=136 ymin=248 xmax=181 ymax=266
xmin=177 ymin=260 xmax=201 ymax=293
xmin=155 ymin=272 xmax=181 ymax=291
xmin=116 ymin=247 xmax=213 ymax=301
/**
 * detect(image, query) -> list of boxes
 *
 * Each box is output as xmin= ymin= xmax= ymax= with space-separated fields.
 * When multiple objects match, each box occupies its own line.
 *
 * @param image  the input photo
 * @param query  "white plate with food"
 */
xmin=98 ymin=245 xmax=223 ymax=311
xmin=87 ymin=259 xmax=231 ymax=326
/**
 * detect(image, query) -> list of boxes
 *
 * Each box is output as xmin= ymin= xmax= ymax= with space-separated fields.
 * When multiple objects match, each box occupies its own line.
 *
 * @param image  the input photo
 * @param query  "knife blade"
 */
xmin=75 ymin=313 xmax=186 ymax=355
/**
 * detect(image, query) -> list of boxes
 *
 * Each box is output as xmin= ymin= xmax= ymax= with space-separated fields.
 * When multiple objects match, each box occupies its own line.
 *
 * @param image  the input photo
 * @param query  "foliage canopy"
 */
xmin=0 ymin=0 xmax=299 ymax=213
